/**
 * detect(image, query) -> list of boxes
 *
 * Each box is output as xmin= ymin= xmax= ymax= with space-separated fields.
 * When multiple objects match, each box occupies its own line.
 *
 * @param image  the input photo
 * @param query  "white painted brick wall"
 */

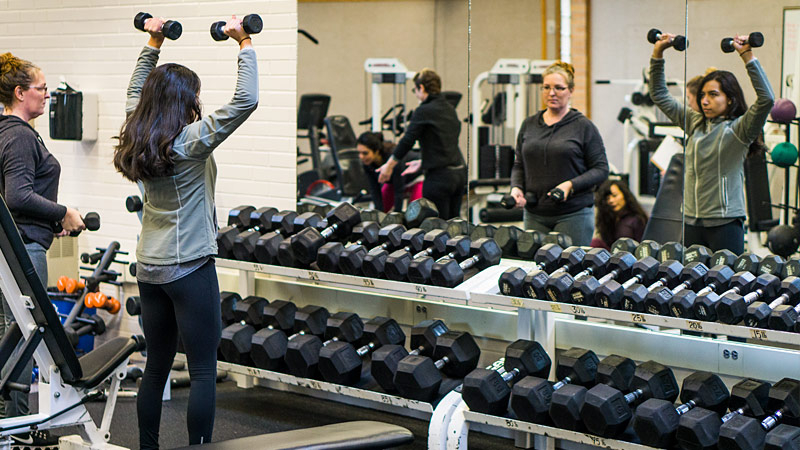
xmin=0 ymin=1 xmax=297 ymax=338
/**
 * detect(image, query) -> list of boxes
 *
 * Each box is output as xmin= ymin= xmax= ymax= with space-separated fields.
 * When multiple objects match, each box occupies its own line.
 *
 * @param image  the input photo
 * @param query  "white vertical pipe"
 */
xmin=560 ymin=0 xmax=571 ymax=63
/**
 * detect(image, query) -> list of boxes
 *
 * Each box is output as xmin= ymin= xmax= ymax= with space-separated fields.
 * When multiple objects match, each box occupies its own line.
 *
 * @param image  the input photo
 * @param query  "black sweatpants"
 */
xmin=684 ymin=220 xmax=745 ymax=255
xmin=423 ymin=166 xmax=467 ymax=220
xmin=136 ymin=259 xmax=221 ymax=449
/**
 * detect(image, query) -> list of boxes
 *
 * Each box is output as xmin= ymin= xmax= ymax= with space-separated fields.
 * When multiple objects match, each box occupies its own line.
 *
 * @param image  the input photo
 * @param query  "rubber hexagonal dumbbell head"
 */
xmin=684 ymin=244 xmax=712 ymax=265
xmin=549 ymin=384 xmax=589 ymax=431
xmin=765 ymin=424 xmax=800 ymax=450
xmin=610 ymin=237 xmax=638 ymax=254
xmin=219 ymin=322 xmax=256 ymax=365
xmin=405 ymin=198 xmax=438 ymax=229
xmin=250 ymin=328 xmax=288 ymax=371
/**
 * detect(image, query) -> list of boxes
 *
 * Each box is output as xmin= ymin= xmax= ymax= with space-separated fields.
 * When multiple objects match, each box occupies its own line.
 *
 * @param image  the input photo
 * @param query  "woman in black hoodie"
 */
xmin=0 ymin=52 xmax=84 ymax=445
xmin=509 ymin=61 xmax=608 ymax=246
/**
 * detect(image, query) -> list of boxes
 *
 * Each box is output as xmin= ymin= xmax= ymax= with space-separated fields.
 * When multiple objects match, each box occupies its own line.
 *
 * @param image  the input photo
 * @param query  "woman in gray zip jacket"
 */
xmin=650 ymin=33 xmax=774 ymax=254
xmin=113 ymin=16 xmax=257 ymax=449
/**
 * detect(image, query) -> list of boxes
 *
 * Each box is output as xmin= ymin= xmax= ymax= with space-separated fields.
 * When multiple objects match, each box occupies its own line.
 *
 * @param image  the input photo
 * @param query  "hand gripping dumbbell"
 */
xmin=656 ymin=241 xmax=685 ymax=263
xmin=580 ymin=360 xmax=680 ymax=438
xmin=430 ymin=238 xmax=502 ymax=288
xmin=232 ymin=208 xmax=288 ymax=261
xmin=549 ymin=354 xmax=636 ymax=431
xmin=570 ymin=251 xmax=637 ymax=306
xmin=523 ymin=246 xmax=587 ymax=299
xmin=620 ymin=260 xmax=685 ymax=312
xmin=408 ymin=236 xmax=471 ymax=285
xmin=498 ymin=244 xmax=563 ymax=297
xmin=676 ymin=378 xmax=771 ymax=450
xmin=745 ymin=277 xmax=800 ymax=329
xmin=338 ymin=224 xmax=406 ymax=276
xmin=669 ymin=264 xmax=735 ymax=319
xmin=384 ymin=230 xmax=450 ymax=281
xmin=694 ymin=271 xmax=759 ymax=322
xmin=290 ymin=203 xmax=361 ymax=266
xmin=316 ymin=222 xmax=380 ymax=273
xmin=718 ymin=378 xmax=800 ymax=450
xmin=632 ymin=371 xmax=730 ymax=448
xmin=596 ymin=256 xmax=660 ymax=309
xmin=134 ymin=12 xmax=182 ymax=40
xmin=370 ymin=320 xmax=449 ymax=392
xmin=510 ymin=348 xmax=599 ymax=424
xmin=318 ymin=317 xmax=405 ymax=386
xmin=461 ymin=340 xmax=551 ymax=416
xmin=648 ymin=28 xmax=689 ymax=51
xmin=210 ymin=14 xmax=263 ymax=41
xmin=721 ymin=32 xmax=764 ymax=53
xmin=644 ymin=262 xmax=709 ymax=316
xmin=717 ymin=274 xmax=781 ymax=325
xmin=362 ymin=228 xmax=426 ymax=278
xmin=393 ymin=331 xmax=481 ymax=402
xmin=52 ymin=211 xmax=100 ymax=237
xmin=544 ymin=248 xmax=612 ymax=303
xmin=284 ymin=312 xmax=364 ymax=378
xmin=219 ymin=296 xmax=296 ymax=365
xmin=249 ymin=305 xmax=330 ymax=371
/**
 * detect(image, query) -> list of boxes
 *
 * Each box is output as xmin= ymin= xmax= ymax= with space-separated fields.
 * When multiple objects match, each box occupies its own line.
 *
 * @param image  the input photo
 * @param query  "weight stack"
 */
xmin=478 ymin=144 xmax=514 ymax=179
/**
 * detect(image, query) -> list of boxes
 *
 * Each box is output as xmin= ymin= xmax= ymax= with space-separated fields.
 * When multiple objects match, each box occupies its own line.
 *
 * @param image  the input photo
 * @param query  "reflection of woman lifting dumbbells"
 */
xmin=649 ymin=30 xmax=775 ymax=254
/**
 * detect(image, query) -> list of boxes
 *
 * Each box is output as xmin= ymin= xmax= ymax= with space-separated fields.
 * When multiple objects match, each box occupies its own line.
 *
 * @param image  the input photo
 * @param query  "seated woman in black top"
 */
xmin=376 ymin=69 xmax=466 ymax=219
xmin=357 ymin=132 xmax=422 ymax=212
xmin=590 ymin=179 xmax=648 ymax=250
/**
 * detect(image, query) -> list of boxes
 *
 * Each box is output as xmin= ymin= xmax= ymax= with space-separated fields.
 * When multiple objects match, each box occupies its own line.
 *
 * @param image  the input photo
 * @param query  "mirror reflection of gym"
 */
xmin=295 ymin=0 xmax=469 ymax=222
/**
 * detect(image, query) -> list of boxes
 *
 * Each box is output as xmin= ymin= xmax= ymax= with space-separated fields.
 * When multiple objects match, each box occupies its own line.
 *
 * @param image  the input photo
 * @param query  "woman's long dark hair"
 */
xmin=357 ymin=132 xmax=394 ymax=166
xmin=595 ymin=179 xmax=648 ymax=247
xmin=697 ymin=70 xmax=765 ymax=156
xmin=114 ymin=63 xmax=201 ymax=182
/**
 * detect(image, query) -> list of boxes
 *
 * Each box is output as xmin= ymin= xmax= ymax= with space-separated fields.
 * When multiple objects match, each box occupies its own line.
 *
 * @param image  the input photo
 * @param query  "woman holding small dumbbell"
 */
xmin=649 ymin=32 xmax=774 ymax=254
xmin=113 ymin=15 xmax=258 ymax=449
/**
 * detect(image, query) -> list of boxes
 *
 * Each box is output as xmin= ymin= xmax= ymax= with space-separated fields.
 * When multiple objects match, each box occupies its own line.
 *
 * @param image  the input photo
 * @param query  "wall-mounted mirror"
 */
xmin=296 ymin=0 xmax=469 ymax=222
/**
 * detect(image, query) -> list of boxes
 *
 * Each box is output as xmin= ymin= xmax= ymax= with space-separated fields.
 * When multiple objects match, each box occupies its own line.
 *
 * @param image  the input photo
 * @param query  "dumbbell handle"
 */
xmin=596 ymin=267 xmax=626 ymax=285
xmin=573 ymin=265 xmax=602 ymax=283
xmin=768 ymin=294 xmax=791 ymax=310
xmin=433 ymin=356 xmax=452 ymax=371
xmin=320 ymin=223 xmax=342 ymax=240
xmin=696 ymin=279 xmax=728 ymax=296
xmin=623 ymin=388 xmax=644 ymax=406
xmin=459 ymin=254 xmax=483 ymax=271
xmin=322 ymin=336 xmax=341 ymax=347
xmin=670 ymin=279 xmax=695 ymax=295
xmin=620 ymin=273 xmax=646 ymax=290
xmin=356 ymin=341 xmax=378 ymax=357
xmin=672 ymin=399 xmax=697 ymax=416
xmin=413 ymin=245 xmax=438 ymax=259
xmin=761 ymin=407 xmax=789 ymax=431
xmin=742 ymin=287 xmax=770 ymax=305
xmin=551 ymin=376 xmax=574 ymax=391
xmin=500 ymin=367 xmax=522 ymax=383
xmin=721 ymin=407 xmax=748 ymax=423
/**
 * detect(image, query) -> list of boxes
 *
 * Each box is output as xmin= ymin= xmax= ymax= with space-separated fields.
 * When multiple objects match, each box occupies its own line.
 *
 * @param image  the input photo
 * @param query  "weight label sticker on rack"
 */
xmin=570 ymin=305 xmax=587 ymax=315
xmin=505 ymin=419 xmax=519 ymax=429
xmin=687 ymin=320 xmax=703 ymax=331
xmin=585 ymin=435 xmax=607 ymax=447
xmin=307 ymin=271 xmax=320 ymax=281
xmin=750 ymin=329 xmax=769 ymax=341
xmin=362 ymin=278 xmax=375 ymax=288
xmin=631 ymin=313 xmax=646 ymax=323
xmin=550 ymin=303 xmax=562 ymax=313
xmin=415 ymin=285 xmax=427 ymax=294
xmin=509 ymin=297 xmax=524 ymax=307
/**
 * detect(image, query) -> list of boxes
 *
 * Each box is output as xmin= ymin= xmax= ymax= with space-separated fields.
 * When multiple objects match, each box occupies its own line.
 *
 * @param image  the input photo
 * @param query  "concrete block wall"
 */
xmin=0 ymin=1 xmax=297 ymax=338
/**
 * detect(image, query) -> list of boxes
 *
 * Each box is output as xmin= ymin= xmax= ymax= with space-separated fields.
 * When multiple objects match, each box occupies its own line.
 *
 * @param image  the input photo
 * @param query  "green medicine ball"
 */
xmin=772 ymin=142 xmax=798 ymax=168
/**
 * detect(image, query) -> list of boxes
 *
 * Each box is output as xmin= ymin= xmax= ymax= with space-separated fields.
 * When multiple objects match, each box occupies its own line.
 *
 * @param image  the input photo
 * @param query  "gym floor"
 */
xmin=41 ymin=377 xmax=511 ymax=449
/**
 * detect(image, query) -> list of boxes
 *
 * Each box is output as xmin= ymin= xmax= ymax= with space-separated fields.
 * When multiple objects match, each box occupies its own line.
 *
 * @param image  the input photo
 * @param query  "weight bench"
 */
xmin=170 ymin=421 xmax=413 ymax=449
xmin=0 ymin=193 xmax=144 ymax=449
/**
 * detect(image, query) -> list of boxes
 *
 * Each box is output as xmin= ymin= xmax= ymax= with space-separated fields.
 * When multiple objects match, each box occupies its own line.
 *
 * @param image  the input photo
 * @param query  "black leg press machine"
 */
xmin=0 ymin=193 xmax=413 ymax=450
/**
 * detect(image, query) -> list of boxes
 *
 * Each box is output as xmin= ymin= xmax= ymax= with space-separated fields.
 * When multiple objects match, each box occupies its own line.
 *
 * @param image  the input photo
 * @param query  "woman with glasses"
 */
xmin=509 ymin=61 xmax=609 ymax=246
xmin=376 ymin=68 xmax=466 ymax=219
xmin=0 ymin=52 xmax=85 ymax=446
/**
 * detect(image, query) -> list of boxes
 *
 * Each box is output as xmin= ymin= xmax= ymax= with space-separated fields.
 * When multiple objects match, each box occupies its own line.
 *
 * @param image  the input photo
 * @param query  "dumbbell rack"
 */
xmin=214 ymin=257 xmax=800 ymax=450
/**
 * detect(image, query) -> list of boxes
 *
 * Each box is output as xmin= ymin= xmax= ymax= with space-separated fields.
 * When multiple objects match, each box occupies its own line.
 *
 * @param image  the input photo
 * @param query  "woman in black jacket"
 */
xmin=376 ymin=69 xmax=466 ymax=219
xmin=357 ymin=132 xmax=422 ymax=212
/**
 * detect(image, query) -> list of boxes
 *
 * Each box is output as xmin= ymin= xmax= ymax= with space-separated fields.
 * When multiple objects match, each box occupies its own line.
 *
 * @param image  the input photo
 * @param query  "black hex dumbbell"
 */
xmin=764 ymin=424 xmax=800 ymax=450
xmin=543 ymin=231 xmax=573 ymax=248
xmin=431 ymin=238 xmax=502 ymax=288
xmin=338 ymin=224 xmax=406 ymax=276
xmin=580 ymin=360 xmax=679 ymax=438
xmin=516 ymin=230 xmax=545 ymax=259
xmin=544 ymin=248 xmax=612 ymax=303
xmin=408 ymin=236 xmax=471 ymax=285
xmin=498 ymin=244 xmax=563 ymax=297
xmin=645 ymin=262 xmax=709 ymax=316
xmin=717 ymin=274 xmax=781 ymax=325
xmin=549 ymin=354 xmax=636 ymax=431
xmin=134 ymin=12 xmax=182 ymax=40
xmin=404 ymin=198 xmax=439 ymax=228
xmin=721 ymin=32 xmax=764 ymax=53
xmin=632 ymin=371 xmax=730 ymax=448
xmin=647 ymin=28 xmax=689 ymax=51
xmin=494 ymin=225 xmax=522 ymax=258
xmin=746 ymin=277 xmax=800 ymax=329
xmin=219 ymin=297 xmax=296 ymax=366
xmin=290 ymin=203 xmax=361 ymax=266
xmin=284 ymin=311 xmax=364 ymax=378
xmin=621 ymin=260 xmax=684 ymax=312
xmin=318 ymin=317 xmax=405 ymax=386
xmin=610 ymin=238 xmax=639 ymax=254
xmin=670 ymin=264 xmax=735 ymax=319
xmin=684 ymin=244 xmax=713 ymax=266
xmin=694 ymin=271 xmax=758 ymax=322
xmin=523 ymin=246 xmax=587 ymax=299
xmin=596 ymin=256 xmax=660 ymax=309
xmin=718 ymin=378 xmax=800 ymax=450
xmin=634 ymin=240 xmax=661 ymax=259
xmin=711 ymin=249 xmax=738 ymax=268
xmin=445 ymin=218 xmax=473 ymax=239
xmin=316 ymin=222 xmax=380 ymax=273
xmin=570 ymin=252 xmax=637 ymax=306
xmin=210 ymin=14 xmax=262 ymax=41
xmin=657 ymin=241 xmax=685 ymax=263
xmin=470 ymin=224 xmax=497 ymax=241
xmin=370 ymin=320 xmax=449 ymax=392
xmin=384 ymin=230 xmax=450 ymax=281
xmin=217 ymin=205 xmax=257 ymax=258
xmin=362 ymin=228 xmax=426 ymax=278
xmin=510 ymin=348 xmax=599 ymax=423
xmin=460 ymin=340 xmax=551 ymax=415
xmin=769 ymin=289 xmax=800 ymax=332
xmin=254 ymin=212 xmax=320 ymax=265
xmin=782 ymin=255 xmax=800 ymax=279
xmin=420 ymin=217 xmax=447 ymax=233
xmin=394 ymin=331 xmax=481 ymax=402
xmin=231 ymin=208 xmax=288 ymax=261
xmin=249 ymin=305 xmax=330 ymax=371
xmin=676 ymin=378 xmax=771 ymax=450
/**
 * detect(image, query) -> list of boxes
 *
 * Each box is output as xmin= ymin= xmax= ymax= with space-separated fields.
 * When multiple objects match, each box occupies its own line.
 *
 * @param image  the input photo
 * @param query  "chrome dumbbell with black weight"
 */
xmin=721 ymin=32 xmax=764 ymax=53
xmin=210 ymin=14 xmax=263 ymax=41
xmin=134 ymin=12 xmax=182 ymax=40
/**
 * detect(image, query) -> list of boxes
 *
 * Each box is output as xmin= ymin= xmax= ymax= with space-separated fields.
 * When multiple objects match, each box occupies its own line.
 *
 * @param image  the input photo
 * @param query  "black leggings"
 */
xmin=136 ymin=259 xmax=221 ymax=449
xmin=684 ymin=220 xmax=745 ymax=255
xmin=423 ymin=166 xmax=467 ymax=220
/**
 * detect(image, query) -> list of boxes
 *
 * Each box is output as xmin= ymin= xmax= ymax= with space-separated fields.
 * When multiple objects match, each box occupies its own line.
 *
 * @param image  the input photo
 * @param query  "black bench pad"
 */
xmin=173 ymin=420 xmax=413 ymax=449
